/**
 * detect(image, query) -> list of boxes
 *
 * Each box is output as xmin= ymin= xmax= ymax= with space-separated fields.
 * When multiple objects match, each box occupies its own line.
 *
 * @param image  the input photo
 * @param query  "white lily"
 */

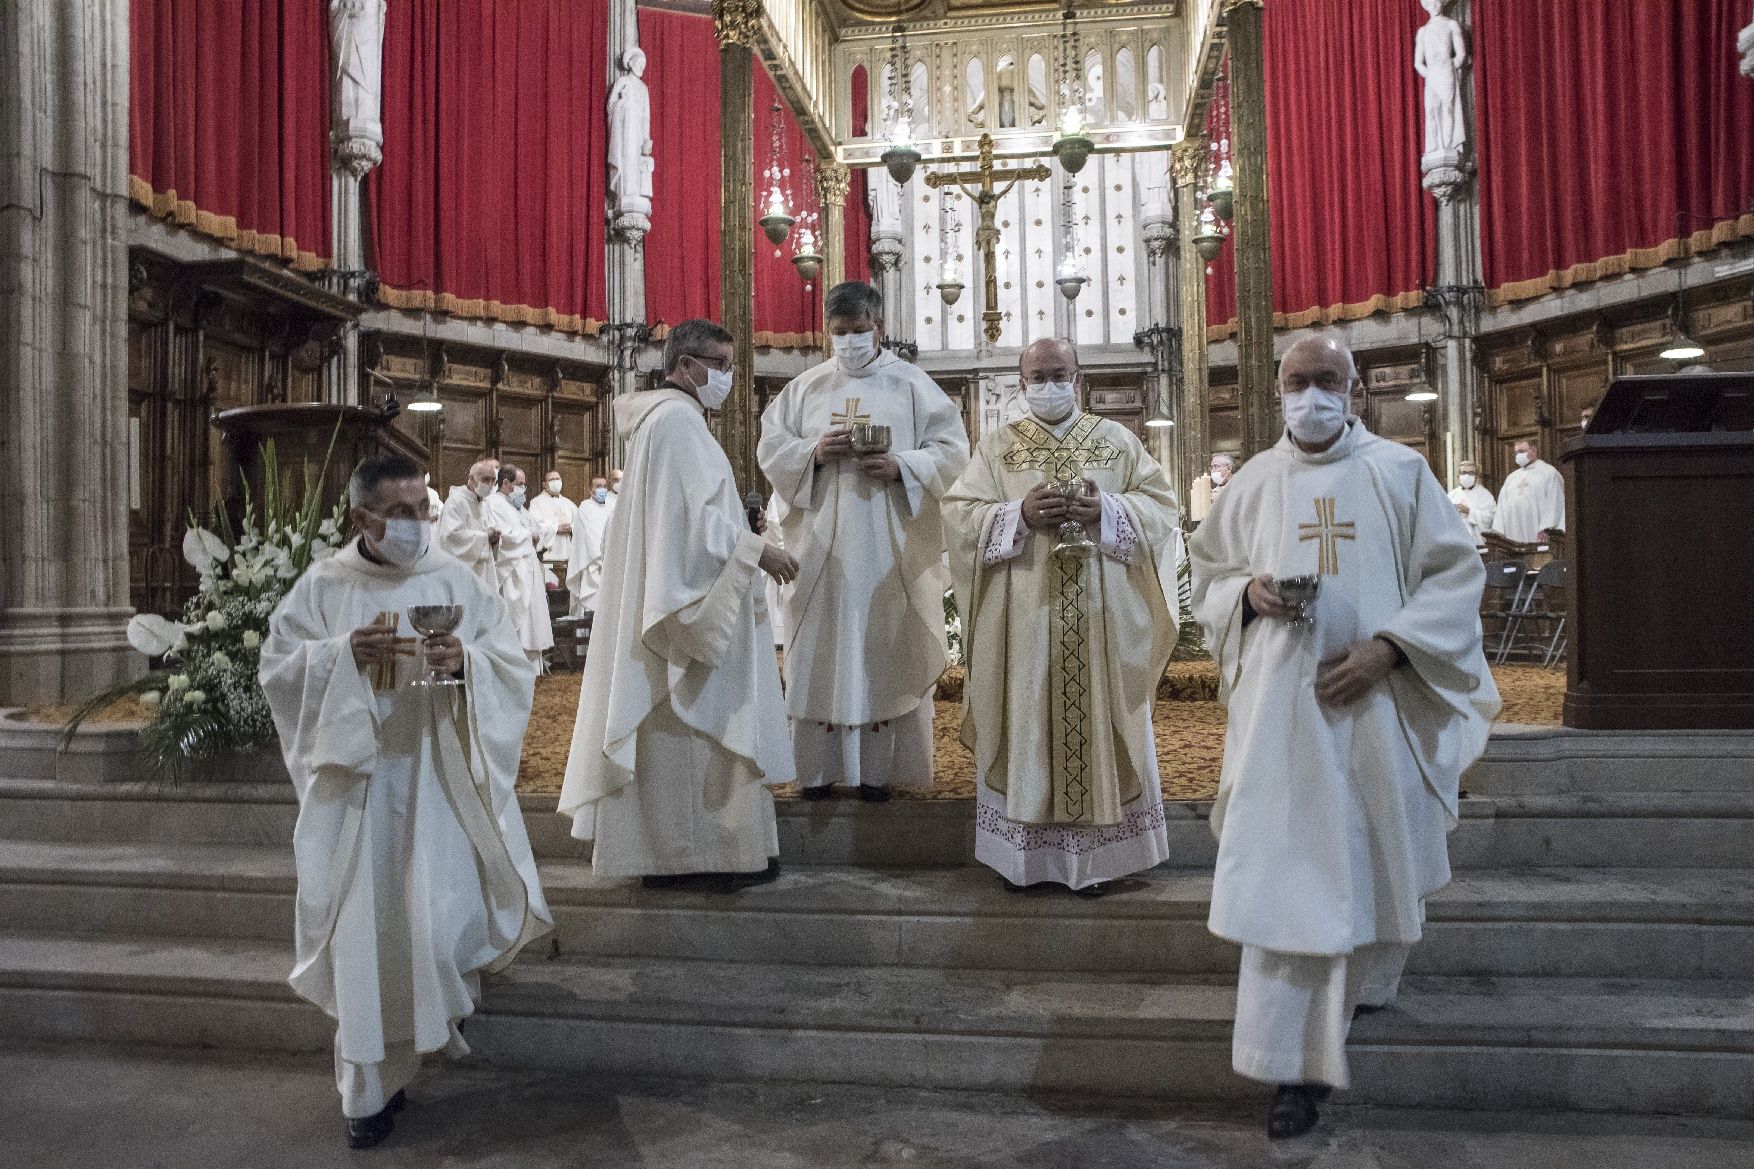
xmin=126 ymin=613 xmax=183 ymax=658
xmin=181 ymin=528 xmax=230 ymax=573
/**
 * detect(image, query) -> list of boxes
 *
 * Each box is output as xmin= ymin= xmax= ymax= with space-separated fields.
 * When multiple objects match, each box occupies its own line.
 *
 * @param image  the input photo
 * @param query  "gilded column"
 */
xmin=816 ymin=162 xmax=850 ymax=293
xmin=1226 ymin=0 xmax=1276 ymax=458
xmin=1172 ymin=141 xmax=1210 ymax=509
xmin=715 ymin=0 xmax=760 ymax=490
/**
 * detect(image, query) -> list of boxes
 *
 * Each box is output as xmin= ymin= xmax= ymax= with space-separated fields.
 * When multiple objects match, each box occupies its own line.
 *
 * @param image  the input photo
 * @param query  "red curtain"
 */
xmin=640 ymin=9 xmax=722 ymax=329
xmin=129 ymin=0 xmax=331 ymax=270
xmin=369 ymin=0 xmax=608 ymax=333
xmin=1205 ymin=2 xmax=1433 ymax=339
xmin=844 ymin=72 xmax=873 ymax=286
xmin=754 ymin=67 xmax=821 ymax=348
xmin=1475 ymin=0 xmax=1754 ymax=306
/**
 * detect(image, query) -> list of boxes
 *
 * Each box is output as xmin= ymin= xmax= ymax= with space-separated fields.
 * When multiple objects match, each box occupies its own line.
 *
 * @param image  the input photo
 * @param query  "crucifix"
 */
xmin=1298 ymin=497 xmax=1357 ymax=577
xmin=831 ymin=396 xmax=871 ymax=428
xmin=925 ymin=133 xmax=1052 ymax=344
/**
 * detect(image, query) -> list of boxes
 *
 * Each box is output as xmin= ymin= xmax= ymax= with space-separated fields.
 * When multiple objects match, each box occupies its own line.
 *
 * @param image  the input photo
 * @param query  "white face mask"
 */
xmin=374 ymin=516 xmax=430 ymax=567
xmin=1210 ymin=465 xmax=1231 ymax=485
xmin=546 ymin=479 xmax=562 ymax=495
xmin=1282 ymin=387 xmax=1349 ymax=445
xmin=510 ymin=486 xmax=527 ymax=507
xmin=831 ymin=330 xmax=878 ymax=370
xmin=1459 ymin=473 xmax=1477 ymax=488
xmin=473 ymin=480 xmax=494 ymax=500
xmin=1024 ymin=380 xmax=1078 ymax=423
xmin=1514 ymin=451 xmax=1531 ymax=467
xmin=696 ymin=364 xmax=733 ymax=411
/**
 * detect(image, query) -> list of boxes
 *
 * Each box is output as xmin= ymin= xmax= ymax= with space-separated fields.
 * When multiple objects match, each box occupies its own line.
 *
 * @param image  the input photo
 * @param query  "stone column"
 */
xmin=1171 ymin=141 xmax=1210 ymax=508
xmin=1139 ymin=184 xmax=1177 ymax=480
xmin=1226 ymin=0 xmax=1275 ymax=459
xmin=328 ymin=0 xmax=386 ymax=406
xmin=607 ymin=0 xmax=649 ymax=464
xmin=0 ymin=0 xmax=136 ymax=703
xmin=1421 ymin=0 xmax=1481 ymax=479
xmin=816 ymin=163 xmax=849 ymax=293
xmin=715 ymin=0 xmax=760 ymax=491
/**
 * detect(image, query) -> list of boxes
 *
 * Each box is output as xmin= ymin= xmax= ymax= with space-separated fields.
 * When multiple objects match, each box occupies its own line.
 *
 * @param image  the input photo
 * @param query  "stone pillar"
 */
xmin=1139 ymin=180 xmax=1177 ymax=480
xmin=1421 ymin=0 xmax=1481 ymax=479
xmin=607 ymin=0 xmax=648 ymax=464
xmin=0 ymin=0 xmax=136 ymax=703
xmin=714 ymin=0 xmax=759 ymax=491
xmin=1171 ymin=141 xmax=1210 ymax=508
xmin=817 ymin=163 xmax=849 ymax=294
xmin=1226 ymin=0 xmax=1275 ymax=459
xmin=328 ymin=0 xmax=386 ymax=407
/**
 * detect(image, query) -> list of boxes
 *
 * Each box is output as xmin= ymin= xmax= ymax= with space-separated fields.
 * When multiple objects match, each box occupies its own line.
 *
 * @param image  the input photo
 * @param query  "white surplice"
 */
xmin=1189 ymin=419 xmax=1500 ymax=1088
xmin=527 ymin=489 xmax=579 ymax=567
xmin=1447 ymin=482 xmax=1497 ymax=546
xmin=1490 ymin=458 xmax=1565 ymax=543
xmin=259 ymin=541 xmax=551 ymax=1117
xmin=566 ymin=496 xmax=614 ymax=617
xmin=481 ymin=492 xmax=554 ymax=663
xmin=757 ymin=349 xmax=969 ymax=791
xmin=558 ymin=387 xmax=793 ymax=876
xmin=435 ymin=486 xmax=498 ymax=591
xmin=944 ymin=408 xmax=1180 ymax=889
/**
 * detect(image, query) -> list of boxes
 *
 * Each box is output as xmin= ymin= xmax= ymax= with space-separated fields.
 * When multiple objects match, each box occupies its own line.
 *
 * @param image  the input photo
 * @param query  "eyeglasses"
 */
xmin=688 ymin=352 xmax=732 ymax=372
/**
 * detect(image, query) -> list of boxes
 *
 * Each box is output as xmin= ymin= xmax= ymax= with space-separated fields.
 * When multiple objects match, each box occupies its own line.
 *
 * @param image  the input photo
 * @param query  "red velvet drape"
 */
xmin=1475 ymin=0 xmax=1754 ymax=306
xmin=844 ymin=74 xmax=873 ymax=286
xmin=369 ymin=0 xmax=608 ymax=333
xmin=640 ymin=9 xmax=722 ymax=329
xmin=754 ymin=68 xmax=821 ymax=348
xmin=1205 ymin=1 xmax=1434 ymax=339
xmin=129 ymin=0 xmax=331 ymax=270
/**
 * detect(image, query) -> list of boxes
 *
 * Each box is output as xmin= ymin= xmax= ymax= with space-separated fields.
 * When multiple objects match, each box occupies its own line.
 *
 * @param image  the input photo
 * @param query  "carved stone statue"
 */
xmin=1147 ymin=82 xmax=1168 ymax=122
xmin=608 ymin=47 xmax=654 ymax=220
xmin=329 ymin=0 xmax=386 ymax=175
xmin=868 ymin=170 xmax=904 ymax=239
xmin=1413 ymin=0 xmax=1468 ymax=161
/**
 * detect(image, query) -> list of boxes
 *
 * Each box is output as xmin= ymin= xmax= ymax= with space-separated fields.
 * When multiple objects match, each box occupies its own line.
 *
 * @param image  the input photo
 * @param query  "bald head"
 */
xmin=467 ymin=458 xmax=499 ymax=496
xmin=1020 ymin=337 xmax=1081 ymax=384
xmin=1277 ymin=336 xmax=1359 ymax=394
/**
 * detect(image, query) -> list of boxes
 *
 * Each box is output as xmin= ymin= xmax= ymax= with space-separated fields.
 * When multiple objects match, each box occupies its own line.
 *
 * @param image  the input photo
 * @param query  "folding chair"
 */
xmin=1480 ymin=560 xmax=1528 ymax=658
xmin=1497 ymin=560 xmax=1567 ymax=666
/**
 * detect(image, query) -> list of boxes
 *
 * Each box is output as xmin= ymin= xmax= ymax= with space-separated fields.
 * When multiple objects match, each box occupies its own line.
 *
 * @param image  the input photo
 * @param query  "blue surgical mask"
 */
xmin=511 ymin=486 xmax=527 ymax=507
xmin=593 ymin=487 xmax=609 ymax=504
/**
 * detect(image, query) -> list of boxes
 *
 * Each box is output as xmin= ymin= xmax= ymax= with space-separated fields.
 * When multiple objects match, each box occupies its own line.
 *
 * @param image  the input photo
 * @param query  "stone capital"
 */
xmin=1421 ymin=149 xmax=1474 ymax=204
xmin=332 ymin=133 xmax=383 ymax=179
xmin=815 ymin=163 xmax=851 ymax=208
xmin=713 ymin=0 xmax=763 ymax=49
xmin=1170 ymin=140 xmax=1205 ymax=189
xmin=612 ymin=211 xmax=651 ymax=246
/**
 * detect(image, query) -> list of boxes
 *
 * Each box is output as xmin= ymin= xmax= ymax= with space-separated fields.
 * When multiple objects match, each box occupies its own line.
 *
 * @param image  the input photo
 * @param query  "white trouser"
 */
xmin=1230 ymin=942 xmax=1412 ymax=1090
xmin=336 ymin=1039 xmax=420 ymax=1120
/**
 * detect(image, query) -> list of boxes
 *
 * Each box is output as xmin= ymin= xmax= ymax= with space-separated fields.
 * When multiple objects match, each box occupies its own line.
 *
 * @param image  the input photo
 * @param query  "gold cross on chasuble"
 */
xmin=1000 ymin=414 xmax=1122 ymax=478
xmin=1298 ymin=496 xmax=1357 ymax=576
xmin=831 ymin=397 xmax=871 ymax=428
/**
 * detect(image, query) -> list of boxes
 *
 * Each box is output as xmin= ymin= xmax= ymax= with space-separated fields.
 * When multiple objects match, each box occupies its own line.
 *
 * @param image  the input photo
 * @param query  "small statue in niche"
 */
xmin=1413 ymin=0 xmax=1469 ymax=160
xmin=608 ymin=46 xmax=654 ymax=218
xmin=329 ymin=0 xmax=386 ymax=169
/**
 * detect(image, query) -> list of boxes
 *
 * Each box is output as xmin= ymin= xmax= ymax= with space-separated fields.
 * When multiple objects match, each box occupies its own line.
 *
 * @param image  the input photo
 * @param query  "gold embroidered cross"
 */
xmin=831 ymin=397 xmax=871 ymax=428
xmin=1298 ymin=497 xmax=1356 ymax=576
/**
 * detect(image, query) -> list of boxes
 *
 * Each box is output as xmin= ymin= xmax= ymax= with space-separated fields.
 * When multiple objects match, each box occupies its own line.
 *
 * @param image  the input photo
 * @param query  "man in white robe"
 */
xmin=559 ymin=319 xmax=798 ymax=886
xmin=481 ymin=464 xmax=554 ymax=669
xmin=944 ymin=338 xmax=1178 ymax=893
xmin=1188 ymin=337 xmax=1500 ymax=1139
xmin=435 ymin=458 xmax=501 ymax=591
xmin=260 ymin=454 xmax=550 ymax=1149
xmin=527 ymin=469 xmax=579 ymax=580
xmin=1489 ymin=439 xmax=1565 ymax=543
xmin=423 ymin=473 xmax=442 ymax=525
xmin=566 ymin=474 xmax=614 ymax=618
xmin=757 ymin=281 xmax=969 ymax=801
xmin=1448 ymin=459 xmax=1497 ymax=547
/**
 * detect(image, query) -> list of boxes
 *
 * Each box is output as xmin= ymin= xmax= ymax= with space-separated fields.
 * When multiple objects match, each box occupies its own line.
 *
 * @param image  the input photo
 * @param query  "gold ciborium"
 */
xmin=1051 ymin=468 xmax=1097 ymax=558
xmin=849 ymin=423 xmax=892 ymax=455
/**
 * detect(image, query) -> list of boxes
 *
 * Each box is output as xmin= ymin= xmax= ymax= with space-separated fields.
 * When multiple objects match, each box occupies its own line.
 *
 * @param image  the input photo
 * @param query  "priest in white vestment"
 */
xmin=559 ymin=319 xmax=798 ymax=887
xmin=1448 ymin=460 xmax=1497 ymax=547
xmin=1489 ymin=439 xmax=1565 ymax=543
xmin=480 ymin=464 xmax=554 ymax=669
xmin=757 ymin=282 xmax=969 ymax=800
xmin=260 ymin=454 xmax=550 ymax=1148
xmin=435 ymin=458 xmax=501 ymax=591
xmin=944 ymin=338 xmax=1178 ymax=893
xmin=423 ymin=473 xmax=442 ymax=525
xmin=527 ymin=469 xmax=579 ymax=579
xmin=1188 ymin=337 xmax=1500 ymax=1140
xmin=566 ymin=474 xmax=614 ymax=618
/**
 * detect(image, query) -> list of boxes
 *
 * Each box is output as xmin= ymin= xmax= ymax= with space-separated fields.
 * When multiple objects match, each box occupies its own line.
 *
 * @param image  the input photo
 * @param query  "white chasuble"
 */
xmin=1447 ymin=482 xmax=1497 ymax=546
xmin=436 ymin=486 xmax=498 ymax=591
xmin=757 ymin=350 xmax=969 ymax=790
xmin=566 ymin=497 xmax=613 ymax=617
xmin=945 ymin=412 xmax=1180 ymax=885
xmin=259 ymin=542 xmax=551 ymax=1078
xmin=481 ymin=492 xmax=554 ymax=659
xmin=1189 ymin=421 xmax=1501 ymax=958
xmin=527 ymin=490 xmax=579 ymax=565
xmin=559 ymin=388 xmax=793 ymax=876
xmin=1489 ymin=458 xmax=1565 ymax=543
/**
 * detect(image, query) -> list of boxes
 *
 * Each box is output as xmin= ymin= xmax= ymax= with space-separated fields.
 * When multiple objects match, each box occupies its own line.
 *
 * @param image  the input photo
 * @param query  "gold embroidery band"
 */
xmin=1000 ymin=413 xmax=1122 ymax=477
xmin=1049 ymin=552 xmax=1094 ymax=824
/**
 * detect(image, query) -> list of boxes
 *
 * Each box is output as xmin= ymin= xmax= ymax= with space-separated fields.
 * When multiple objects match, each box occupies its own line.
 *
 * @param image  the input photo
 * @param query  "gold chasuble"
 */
xmin=946 ymin=412 xmax=1181 ymax=828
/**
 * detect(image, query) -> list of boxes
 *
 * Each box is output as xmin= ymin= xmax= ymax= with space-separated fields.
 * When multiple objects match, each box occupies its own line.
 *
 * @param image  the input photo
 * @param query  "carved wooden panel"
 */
xmin=440 ymin=391 xmax=489 ymax=449
xmin=1695 ymin=298 xmax=1754 ymax=336
xmin=1364 ymin=361 xmax=1422 ymax=389
xmin=1484 ymin=334 xmax=1539 ymax=376
xmin=1553 ymin=360 xmax=1608 ymax=426
xmin=557 ymin=375 xmax=600 ymax=403
xmin=1498 ymin=374 xmax=1543 ymax=435
xmin=496 ymin=397 xmax=545 ymax=462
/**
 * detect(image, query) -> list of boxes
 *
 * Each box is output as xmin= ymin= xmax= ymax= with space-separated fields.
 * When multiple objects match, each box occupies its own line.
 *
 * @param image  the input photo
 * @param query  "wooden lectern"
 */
xmin=1562 ymin=373 xmax=1754 ymax=729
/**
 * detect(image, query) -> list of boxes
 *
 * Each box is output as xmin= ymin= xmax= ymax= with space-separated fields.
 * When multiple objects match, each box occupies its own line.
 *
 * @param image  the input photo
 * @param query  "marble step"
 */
xmin=7 ymin=778 xmax=1754 ymax=869
xmin=0 ymin=932 xmax=1749 ymax=1117
xmin=1464 ymin=726 xmax=1754 ymax=795
xmin=2 ymin=840 xmax=1750 ymax=981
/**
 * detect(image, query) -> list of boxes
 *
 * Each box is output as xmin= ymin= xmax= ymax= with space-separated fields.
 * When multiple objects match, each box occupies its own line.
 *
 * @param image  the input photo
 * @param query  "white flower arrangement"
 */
xmin=65 ymin=441 xmax=349 ymax=773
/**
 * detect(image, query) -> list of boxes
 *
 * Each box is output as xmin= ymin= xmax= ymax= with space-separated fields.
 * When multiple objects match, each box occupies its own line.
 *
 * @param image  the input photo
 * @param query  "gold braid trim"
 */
xmin=1049 ymin=551 xmax=1094 ymax=824
xmin=1204 ymin=287 xmax=1427 ymax=343
xmin=650 ymin=322 xmax=824 ymax=349
xmin=376 ymin=284 xmax=605 ymax=337
xmin=129 ymin=176 xmax=328 ymax=272
xmin=1483 ymin=216 xmax=1754 ymax=308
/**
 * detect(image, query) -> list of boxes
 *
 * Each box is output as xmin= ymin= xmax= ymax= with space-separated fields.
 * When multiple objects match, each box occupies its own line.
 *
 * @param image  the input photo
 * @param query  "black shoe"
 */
xmin=1352 ymin=1002 xmax=1386 ymax=1021
xmin=346 ymin=1101 xmax=398 ymax=1150
xmin=387 ymin=1090 xmax=407 ymax=1114
xmin=1268 ymin=1084 xmax=1323 ymax=1140
xmin=709 ymin=858 xmax=781 ymax=892
xmin=799 ymin=785 xmax=835 ymax=801
xmin=1072 ymin=881 xmax=1112 ymax=898
xmin=1000 ymin=876 xmax=1031 ymax=893
xmin=856 ymin=784 xmax=891 ymax=803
